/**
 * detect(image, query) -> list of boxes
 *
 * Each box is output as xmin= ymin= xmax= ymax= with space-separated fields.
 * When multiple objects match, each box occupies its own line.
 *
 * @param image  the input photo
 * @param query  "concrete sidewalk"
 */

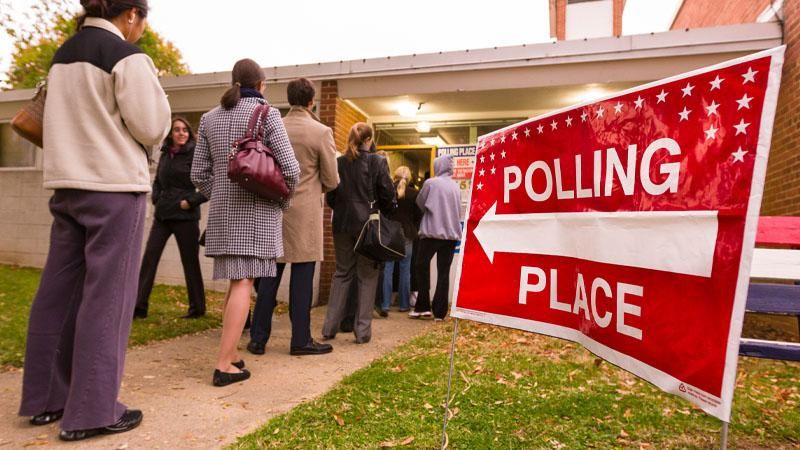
xmin=0 ymin=306 xmax=431 ymax=449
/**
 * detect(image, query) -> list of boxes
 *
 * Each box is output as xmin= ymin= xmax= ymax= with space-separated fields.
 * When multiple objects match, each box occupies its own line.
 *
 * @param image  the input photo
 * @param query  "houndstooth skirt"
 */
xmin=213 ymin=255 xmax=277 ymax=280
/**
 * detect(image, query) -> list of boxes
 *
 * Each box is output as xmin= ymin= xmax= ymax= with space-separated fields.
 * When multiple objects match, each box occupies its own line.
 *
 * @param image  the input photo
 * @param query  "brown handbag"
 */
xmin=227 ymin=103 xmax=290 ymax=202
xmin=11 ymin=80 xmax=47 ymax=148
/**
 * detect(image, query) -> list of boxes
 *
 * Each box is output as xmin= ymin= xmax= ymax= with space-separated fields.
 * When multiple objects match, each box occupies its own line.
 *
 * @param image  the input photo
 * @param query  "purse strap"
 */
xmin=365 ymin=153 xmax=377 ymax=211
xmin=245 ymin=103 xmax=270 ymax=141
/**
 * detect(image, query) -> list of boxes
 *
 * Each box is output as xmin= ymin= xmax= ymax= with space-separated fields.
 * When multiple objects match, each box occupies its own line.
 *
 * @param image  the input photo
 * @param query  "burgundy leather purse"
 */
xmin=227 ymin=103 xmax=290 ymax=202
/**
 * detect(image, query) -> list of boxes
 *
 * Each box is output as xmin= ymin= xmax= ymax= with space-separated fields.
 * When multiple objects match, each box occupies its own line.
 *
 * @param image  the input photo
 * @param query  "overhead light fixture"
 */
xmin=415 ymin=121 xmax=431 ymax=133
xmin=573 ymin=85 xmax=608 ymax=103
xmin=397 ymin=101 xmax=422 ymax=117
xmin=421 ymin=135 xmax=447 ymax=146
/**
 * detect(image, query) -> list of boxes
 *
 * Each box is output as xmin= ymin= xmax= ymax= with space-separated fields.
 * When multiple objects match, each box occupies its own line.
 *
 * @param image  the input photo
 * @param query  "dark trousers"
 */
xmin=135 ymin=218 xmax=205 ymax=315
xmin=414 ymin=238 xmax=457 ymax=319
xmin=19 ymin=190 xmax=146 ymax=431
xmin=251 ymin=261 xmax=316 ymax=349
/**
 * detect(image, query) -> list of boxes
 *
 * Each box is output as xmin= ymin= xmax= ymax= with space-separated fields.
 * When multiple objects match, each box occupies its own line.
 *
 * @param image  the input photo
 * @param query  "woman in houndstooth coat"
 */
xmin=191 ymin=59 xmax=299 ymax=386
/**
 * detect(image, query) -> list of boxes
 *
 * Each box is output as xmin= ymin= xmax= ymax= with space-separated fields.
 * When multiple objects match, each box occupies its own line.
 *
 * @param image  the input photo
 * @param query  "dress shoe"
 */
xmin=30 ymin=409 xmax=63 ymax=426
xmin=290 ymin=339 xmax=333 ymax=356
xmin=232 ymin=359 xmax=245 ymax=369
xmin=247 ymin=341 xmax=265 ymax=355
xmin=213 ymin=369 xmax=251 ymax=387
xmin=354 ymin=336 xmax=371 ymax=344
xmin=132 ymin=309 xmax=147 ymax=319
xmin=181 ymin=312 xmax=204 ymax=319
xmin=58 ymin=409 xmax=143 ymax=441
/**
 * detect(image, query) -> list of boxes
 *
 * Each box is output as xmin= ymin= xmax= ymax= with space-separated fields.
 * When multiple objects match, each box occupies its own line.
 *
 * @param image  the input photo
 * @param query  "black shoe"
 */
xmin=339 ymin=317 xmax=354 ymax=333
xmin=246 ymin=341 xmax=265 ymax=355
xmin=354 ymin=336 xmax=371 ymax=344
xmin=30 ymin=409 xmax=63 ymax=426
xmin=376 ymin=307 xmax=388 ymax=318
xmin=213 ymin=369 xmax=251 ymax=387
xmin=58 ymin=409 xmax=143 ymax=441
xmin=133 ymin=309 xmax=147 ymax=319
xmin=290 ymin=339 xmax=333 ymax=356
xmin=181 ymin=312 xmax=204 ymax=319
xmin=232 ymin=359 xmax=245 ymax=370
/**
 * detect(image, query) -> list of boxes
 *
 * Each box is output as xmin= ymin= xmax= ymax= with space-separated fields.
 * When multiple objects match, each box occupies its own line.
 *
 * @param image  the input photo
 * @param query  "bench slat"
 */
xmin=757 ymin=216 xmax=800 ymax=247
xmin=739 ymin=338 xmax=800 ymax=361
xmin=751 ymin=248 xmax=800 ymax=280
xmin=746 ymin=283 xmax=800 ymax=315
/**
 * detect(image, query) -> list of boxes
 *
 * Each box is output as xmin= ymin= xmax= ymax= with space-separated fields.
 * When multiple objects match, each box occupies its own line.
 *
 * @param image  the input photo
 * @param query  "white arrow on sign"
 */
xmin=473 ymin=203 xmax=719 ymax=278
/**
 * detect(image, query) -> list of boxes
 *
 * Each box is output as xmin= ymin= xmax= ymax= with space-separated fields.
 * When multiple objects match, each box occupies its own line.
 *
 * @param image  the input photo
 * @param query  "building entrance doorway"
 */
xmin=377 ymin=145 xmax=435 ymax=186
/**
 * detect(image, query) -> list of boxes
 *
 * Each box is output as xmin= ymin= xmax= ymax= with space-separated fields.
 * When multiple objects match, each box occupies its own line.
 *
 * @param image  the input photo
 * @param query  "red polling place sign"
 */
xmin=452 ymin=47 xmax=785 ymax=421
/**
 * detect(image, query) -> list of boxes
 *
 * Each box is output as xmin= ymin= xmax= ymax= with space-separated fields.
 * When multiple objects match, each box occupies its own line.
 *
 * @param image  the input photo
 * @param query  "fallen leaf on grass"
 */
xmin=623 ymin=408 xmax=633 ymax=419
xmin=511 ymin=371 xmax=523 ymax=380
xmin=423 ymin=403 xmax=434 ymax=410
xmin=272 ymin=428 xmax=280 ymax=435
xmin=619 ymin=429 xmax=629 ymax=438
xmin=400 ymin=436 xmax=415 ymax=445
xmin=333 ymin=414 xmax=345 ymax=426
xmin=389 ymin=365 xmax=404 ymax=373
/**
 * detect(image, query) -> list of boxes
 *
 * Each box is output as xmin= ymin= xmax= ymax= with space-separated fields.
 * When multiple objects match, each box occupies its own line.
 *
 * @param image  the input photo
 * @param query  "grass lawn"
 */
xmin=0 ymin=264 xmax=226 ymax=368
xmin=233 ymin=320 xmax=800 ymax=449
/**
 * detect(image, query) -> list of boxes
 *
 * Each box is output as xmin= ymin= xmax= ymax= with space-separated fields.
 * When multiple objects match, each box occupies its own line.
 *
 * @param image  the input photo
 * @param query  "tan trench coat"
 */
xmin=280 ymin=106 xmax=339 ymax=262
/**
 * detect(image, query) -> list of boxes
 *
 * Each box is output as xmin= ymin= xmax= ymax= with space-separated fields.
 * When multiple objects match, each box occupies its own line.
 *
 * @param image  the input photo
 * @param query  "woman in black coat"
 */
xmin=321 ymin=123 xmax=395 ymax=343
xmin=134 ymin=117 xmax=208 ymax=319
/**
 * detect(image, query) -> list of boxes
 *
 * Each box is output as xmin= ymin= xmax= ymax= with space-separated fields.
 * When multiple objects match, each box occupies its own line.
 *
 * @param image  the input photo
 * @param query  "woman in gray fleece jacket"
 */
xmin=410 ymin=155 xmax=462 ymax=320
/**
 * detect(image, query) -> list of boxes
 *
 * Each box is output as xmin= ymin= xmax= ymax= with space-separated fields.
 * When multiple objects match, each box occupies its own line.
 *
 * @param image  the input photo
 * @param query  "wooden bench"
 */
xmin=739 ymin=216 xmax=800 ymax=361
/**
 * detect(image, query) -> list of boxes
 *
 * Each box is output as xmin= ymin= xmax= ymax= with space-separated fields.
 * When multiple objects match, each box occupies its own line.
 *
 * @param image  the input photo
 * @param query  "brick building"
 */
xmin=0 ymin=1 xmax=789 ymax=302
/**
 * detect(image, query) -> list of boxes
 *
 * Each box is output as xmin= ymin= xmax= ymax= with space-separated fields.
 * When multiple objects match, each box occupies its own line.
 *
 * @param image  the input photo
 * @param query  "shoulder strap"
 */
xmin=365 ymin=153 xmax=376 ymax=209
xmin=245 ymin=103 xmax=270 ymax=140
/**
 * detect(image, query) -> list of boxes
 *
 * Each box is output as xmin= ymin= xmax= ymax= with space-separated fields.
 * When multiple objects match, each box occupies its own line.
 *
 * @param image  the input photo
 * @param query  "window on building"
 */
xmin=0 ymin=123 xmax=39 ymax=168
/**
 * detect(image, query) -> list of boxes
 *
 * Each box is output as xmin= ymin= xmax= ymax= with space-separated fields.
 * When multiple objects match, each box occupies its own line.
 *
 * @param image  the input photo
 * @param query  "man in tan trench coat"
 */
xmin=248 ymin=78 xmax=339 ymax=355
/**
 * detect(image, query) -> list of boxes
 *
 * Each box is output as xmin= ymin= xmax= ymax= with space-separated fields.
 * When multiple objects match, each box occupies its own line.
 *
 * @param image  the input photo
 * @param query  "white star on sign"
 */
xmin=490 ymin=138 xmax=495 ymax=146
xmin=476 ymin=182 xmax=484 ymax=190
xmin=565 ymin=116 xmax=573 ymax=126
xmin=733 ymin=119 xmax=750 ymax=135
xmin=710 ymin=75 xmax=724 ymax=90
xmin=732 ymin=146 xmax=747 ymax=163
xmin=614 ymin=102 xmax=623 ymax=114
xmin=479 ymin=168 xmax=485 ymax=176
xmin=490 ymin=153 xmax=496 ymax=161
xmin=581 ymin=111 xmax=588 ymax=122
xmin=706 ymin=100 xmax=720 ymax=116
xmin=537 ymin=124 xmax=544 ymax=134
xmin=742 ymin=67 xmax=757 ymax=84
xmin=634 ymin=96 xmax=644 ymax=109
xmin=656 ymin=90 xmax=668 ymax=103
xmin=490 ymin=166 xmax=497 ymax=175
xmin=480 ymin=155 xmax=485 ymax=163
xmin=736 ymin=93 xmax=753 ymax=110
xmin=500 ymin=135 xmax=506 ymax=143
xmin=500 ymin=150 xmax=506 ymax=158
xmin=512 ymin=131 xmax=518 ymax=140
xmin=550 ymin=120 xmax=558 ymax=130
xmin=678 ymin=107 xmax=691 ymax=122
xmin=704 ymin=125 xmax=719 ymax=141
xmin=681 ymin=83 xmax=695 ymax=97
xmin=596 ymin=107 xmax=605 ymax=118
xmin=523 ymin=128 xmax=530 ymax=137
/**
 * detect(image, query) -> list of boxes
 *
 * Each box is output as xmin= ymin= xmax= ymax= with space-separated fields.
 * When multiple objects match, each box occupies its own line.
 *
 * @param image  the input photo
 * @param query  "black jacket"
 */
xmin=326 ymin=150 xmax=395 ymax=237
xmin=394 ymin=184 xmax=422 ymax=240
xmin=152 ymin=141 xmax=208 ymax=221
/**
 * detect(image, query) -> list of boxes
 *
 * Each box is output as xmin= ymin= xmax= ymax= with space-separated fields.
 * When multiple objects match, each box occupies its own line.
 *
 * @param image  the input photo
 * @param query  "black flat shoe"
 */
xmin=290 ymin=339 xmax=333 ymax=356
xmin=213 ymin=369 xmax=250 ymax=387
xmin=181 ymin=312 xmax=204 ymax=319
xmin=246 ymin=341 xmax=265 ymax=355
xmin=354 ymin=336 xmax=371 ymax=344
xmin=58 ymin=409 xmax=143 ymax=441
xmin=132 ymin=309 xmax=147 ymax=319
xmin=232 ymin=359 xmax=245 ymax=369
xmin=30 ymin=409 xmax=63 ymax=426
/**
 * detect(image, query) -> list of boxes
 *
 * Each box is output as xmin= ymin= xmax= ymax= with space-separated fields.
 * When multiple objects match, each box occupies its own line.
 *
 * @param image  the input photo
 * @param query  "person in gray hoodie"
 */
xmin=409 ymin=155 xmax=462 ymax=320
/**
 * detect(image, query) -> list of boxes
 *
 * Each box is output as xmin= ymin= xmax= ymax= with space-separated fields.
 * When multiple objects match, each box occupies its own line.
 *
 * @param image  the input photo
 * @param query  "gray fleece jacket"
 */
xmin=416 ymin=155 xmax=462 ymax=240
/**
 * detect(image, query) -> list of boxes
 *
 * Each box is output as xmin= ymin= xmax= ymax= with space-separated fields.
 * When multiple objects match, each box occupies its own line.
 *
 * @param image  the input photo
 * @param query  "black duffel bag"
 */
xmin=353 ymin=158 xmax=405 ymax=262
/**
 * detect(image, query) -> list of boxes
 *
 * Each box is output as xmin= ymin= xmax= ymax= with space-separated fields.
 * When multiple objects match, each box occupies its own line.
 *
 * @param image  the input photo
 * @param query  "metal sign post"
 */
xmin=721 ymin=421 xmax=729 ymax=449
xmin=440 ymin=318 xmax=460 ymax=450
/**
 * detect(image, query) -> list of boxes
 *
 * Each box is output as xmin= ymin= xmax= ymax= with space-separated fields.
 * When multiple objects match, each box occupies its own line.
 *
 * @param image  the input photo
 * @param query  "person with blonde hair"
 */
xmin=321 ymin=123 xmax=395 ymax=343
xmin=380 ymin=165 xmax=422 ymax=315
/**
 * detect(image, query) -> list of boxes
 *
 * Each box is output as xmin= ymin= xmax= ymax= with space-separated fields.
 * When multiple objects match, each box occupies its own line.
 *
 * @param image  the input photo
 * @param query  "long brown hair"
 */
xmin=394 ymin=165 xmax=412 ymax=199
xmin=345 ymin=122 xmax=373 ymax=161
xmin=220 ymin=59 xmax=266 ymax=110
xmin=163 ymin=116 xmax=195 ymax=148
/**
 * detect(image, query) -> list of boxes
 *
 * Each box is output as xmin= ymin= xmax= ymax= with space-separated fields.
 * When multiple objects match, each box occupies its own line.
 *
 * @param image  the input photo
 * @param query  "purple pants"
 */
xmin=18 ymin=189 xmax=146 ymax=431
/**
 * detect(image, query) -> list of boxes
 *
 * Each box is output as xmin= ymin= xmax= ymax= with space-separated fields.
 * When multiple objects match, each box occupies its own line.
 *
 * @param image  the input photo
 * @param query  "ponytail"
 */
xmin=77 ymin=0 xmax=149 ymax=30
xmin=394 ymin=165 xmax=411 ymax=199
xmin=345 ymin=122 xmax=373 ymax=161
xmin=221 ymin=59 xmax=265 ymax=110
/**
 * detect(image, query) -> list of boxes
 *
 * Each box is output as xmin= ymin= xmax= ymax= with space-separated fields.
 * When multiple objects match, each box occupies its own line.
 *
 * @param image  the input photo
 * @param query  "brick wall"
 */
xmin=763 ymin=1 xmax=799 ymax=215
xmin=613 ymin=0 xmax=625 ymax=36
xmin=553 ymin=0 xmax=566 ymax=40
xmin=671 ymin=0 xmax=770 ymax=29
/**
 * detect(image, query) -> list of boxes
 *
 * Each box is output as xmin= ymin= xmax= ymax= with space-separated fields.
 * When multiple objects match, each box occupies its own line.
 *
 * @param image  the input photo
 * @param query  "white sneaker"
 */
xmin=408 ymin=310 xmax=433 ymax=319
